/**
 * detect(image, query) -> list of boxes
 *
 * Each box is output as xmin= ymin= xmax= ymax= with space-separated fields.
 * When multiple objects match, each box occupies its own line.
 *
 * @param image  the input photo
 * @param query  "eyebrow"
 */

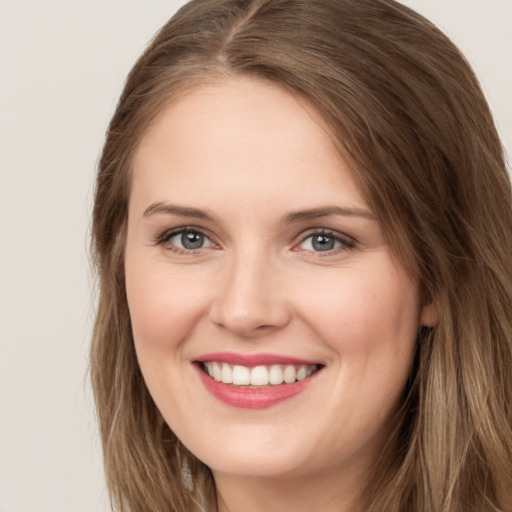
xmin=143 ymin=202 xmax=216 ymax=221
xmin=280 ymin=206 xmax=376 ymax=223
xmin=143 ymin=202 xmax=376 ymax=223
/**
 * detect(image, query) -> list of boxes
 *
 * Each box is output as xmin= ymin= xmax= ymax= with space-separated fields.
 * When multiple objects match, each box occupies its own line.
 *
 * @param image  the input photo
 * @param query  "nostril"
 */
xmin=208 ymin=270 xmax=292 ymax=336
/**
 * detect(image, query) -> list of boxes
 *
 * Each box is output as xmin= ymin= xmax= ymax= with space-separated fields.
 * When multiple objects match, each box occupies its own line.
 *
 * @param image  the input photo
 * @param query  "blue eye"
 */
xmin=160 ymin=228 xmax=213 ymax=250
xmin=298 ymin=231 xmax=354 ymax=252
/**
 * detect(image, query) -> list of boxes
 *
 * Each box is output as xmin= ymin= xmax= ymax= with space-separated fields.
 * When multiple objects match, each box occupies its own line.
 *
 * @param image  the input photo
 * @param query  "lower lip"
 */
xmin=195 ymin=365 xmax=318 ymax=409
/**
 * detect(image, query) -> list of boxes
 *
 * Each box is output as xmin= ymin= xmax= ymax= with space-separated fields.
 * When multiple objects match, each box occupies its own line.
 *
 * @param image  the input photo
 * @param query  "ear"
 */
xmin=420 ymin=300 xmax=439 ymax=327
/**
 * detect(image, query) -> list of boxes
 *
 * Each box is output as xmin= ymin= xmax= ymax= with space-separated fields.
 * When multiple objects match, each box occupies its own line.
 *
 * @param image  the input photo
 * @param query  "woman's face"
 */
xmin=125 ymin=78 xmax=433 ymax=482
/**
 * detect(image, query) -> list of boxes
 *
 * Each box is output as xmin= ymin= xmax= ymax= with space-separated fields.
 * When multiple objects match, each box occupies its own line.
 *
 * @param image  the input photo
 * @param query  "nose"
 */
xmin=209 ymin=252 xmax=291 ymax=338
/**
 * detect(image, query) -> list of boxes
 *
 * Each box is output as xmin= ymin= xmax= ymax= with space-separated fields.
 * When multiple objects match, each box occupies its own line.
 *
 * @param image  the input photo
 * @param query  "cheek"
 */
xmin=290 ymin=263 xmax=420 ymax=405
xmin=124 ymin=252 xmax=212 ymax=423
xmin=296 ymin=268 xmax=419 ymax=347
xmin=125 ymin=252 xmax=210 ymax=353
xmin=289 ymin=267 xmax=419 ymax=449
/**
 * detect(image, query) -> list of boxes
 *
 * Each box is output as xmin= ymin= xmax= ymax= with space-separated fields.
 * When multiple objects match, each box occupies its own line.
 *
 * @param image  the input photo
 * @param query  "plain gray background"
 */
xmin=0 ymin=1 xmax=510 ymax=511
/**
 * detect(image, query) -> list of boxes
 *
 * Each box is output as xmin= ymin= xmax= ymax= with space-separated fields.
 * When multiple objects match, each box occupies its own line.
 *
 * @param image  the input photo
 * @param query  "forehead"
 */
xmin=130 ymin=77 xmax=366 ymax=214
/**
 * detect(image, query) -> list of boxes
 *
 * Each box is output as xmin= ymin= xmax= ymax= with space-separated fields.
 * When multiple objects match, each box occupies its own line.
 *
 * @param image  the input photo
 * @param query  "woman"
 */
xmin=90 ymin=0 xmax=512 ymax=511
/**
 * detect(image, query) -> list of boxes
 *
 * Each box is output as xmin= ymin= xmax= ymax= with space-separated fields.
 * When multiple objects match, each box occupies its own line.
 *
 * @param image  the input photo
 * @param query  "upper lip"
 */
xmin=194 ymin=351 xmax=321 ymax=367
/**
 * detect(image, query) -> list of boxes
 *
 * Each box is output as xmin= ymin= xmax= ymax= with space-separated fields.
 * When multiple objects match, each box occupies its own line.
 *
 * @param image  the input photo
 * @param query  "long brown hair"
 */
xmin=90 ymin=1 xmax=512 ymax=510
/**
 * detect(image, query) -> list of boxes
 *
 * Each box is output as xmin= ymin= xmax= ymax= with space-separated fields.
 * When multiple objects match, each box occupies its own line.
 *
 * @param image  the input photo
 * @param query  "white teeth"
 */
xmin=269 ymin=364 xmax=284 ymax=385
xmin=203 ymin=362 xmax=318 ymax=386
xmin=296 ymin=365 xmax=308 ymax=381
xmin=221 ymin=363 xmax=232 ymax=384
xmin=283 ymin=364 xmax=296 ymax=383
xmin=232 ymin=365 xmax=251 ymax=385
xmin=212 ymin=362 xmax=222 ymax=381
xmin=250 ymin=365 xmax=269 ymax=386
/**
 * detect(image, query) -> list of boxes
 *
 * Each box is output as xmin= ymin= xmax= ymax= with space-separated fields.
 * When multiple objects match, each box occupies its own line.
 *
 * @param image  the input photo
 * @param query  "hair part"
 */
xmin=91 ymin=1 xmax=512 ymax=510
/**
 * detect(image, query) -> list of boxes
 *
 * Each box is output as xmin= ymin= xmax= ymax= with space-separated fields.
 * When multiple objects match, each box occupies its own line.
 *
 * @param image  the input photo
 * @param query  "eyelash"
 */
xmin=154 ymin=226 xmax=216 ymax=255
xmin=296 ymin=229 xmax=357 ymax=255
xmin=154 ymin=226 xmax=357 ymax=255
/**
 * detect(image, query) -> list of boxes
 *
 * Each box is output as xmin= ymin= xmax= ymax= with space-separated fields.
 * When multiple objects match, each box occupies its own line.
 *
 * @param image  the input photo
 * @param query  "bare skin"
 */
xmin=125 ymin=77 xmax=436 ymax=512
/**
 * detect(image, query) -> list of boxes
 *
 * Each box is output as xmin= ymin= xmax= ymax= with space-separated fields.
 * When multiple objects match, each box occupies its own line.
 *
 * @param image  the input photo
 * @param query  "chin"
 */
xmin=206 ymin=451 xmax=307 ymax=479
xmin=181 ymin=427 xmax=312 ymax=479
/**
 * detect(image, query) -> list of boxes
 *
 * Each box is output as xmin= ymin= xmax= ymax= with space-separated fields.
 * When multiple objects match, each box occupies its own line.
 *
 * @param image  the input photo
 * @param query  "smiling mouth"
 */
xmin=198 ymin=361 xmax=322 ymax=387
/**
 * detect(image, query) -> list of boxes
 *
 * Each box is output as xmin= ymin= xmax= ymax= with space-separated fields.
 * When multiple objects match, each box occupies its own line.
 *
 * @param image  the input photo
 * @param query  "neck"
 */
xmin=213 ymin=463 xmax=367 ymax=512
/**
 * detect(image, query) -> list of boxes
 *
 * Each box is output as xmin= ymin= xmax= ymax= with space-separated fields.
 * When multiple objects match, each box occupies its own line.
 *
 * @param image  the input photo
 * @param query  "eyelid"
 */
xmin=153 ymin=225 xmax=356 ymax=254
xmin=293 ymin=228 xmax=357 ymax=253
xmin=154 ymin=225 xmax=216 ymax=250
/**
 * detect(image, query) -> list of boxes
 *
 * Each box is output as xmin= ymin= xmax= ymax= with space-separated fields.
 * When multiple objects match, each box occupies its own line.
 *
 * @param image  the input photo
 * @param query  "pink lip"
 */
xmin=195 ymin=351 xmax=318 ymax=367
xmin=194 ymin=361 xmax=321 ymax=410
